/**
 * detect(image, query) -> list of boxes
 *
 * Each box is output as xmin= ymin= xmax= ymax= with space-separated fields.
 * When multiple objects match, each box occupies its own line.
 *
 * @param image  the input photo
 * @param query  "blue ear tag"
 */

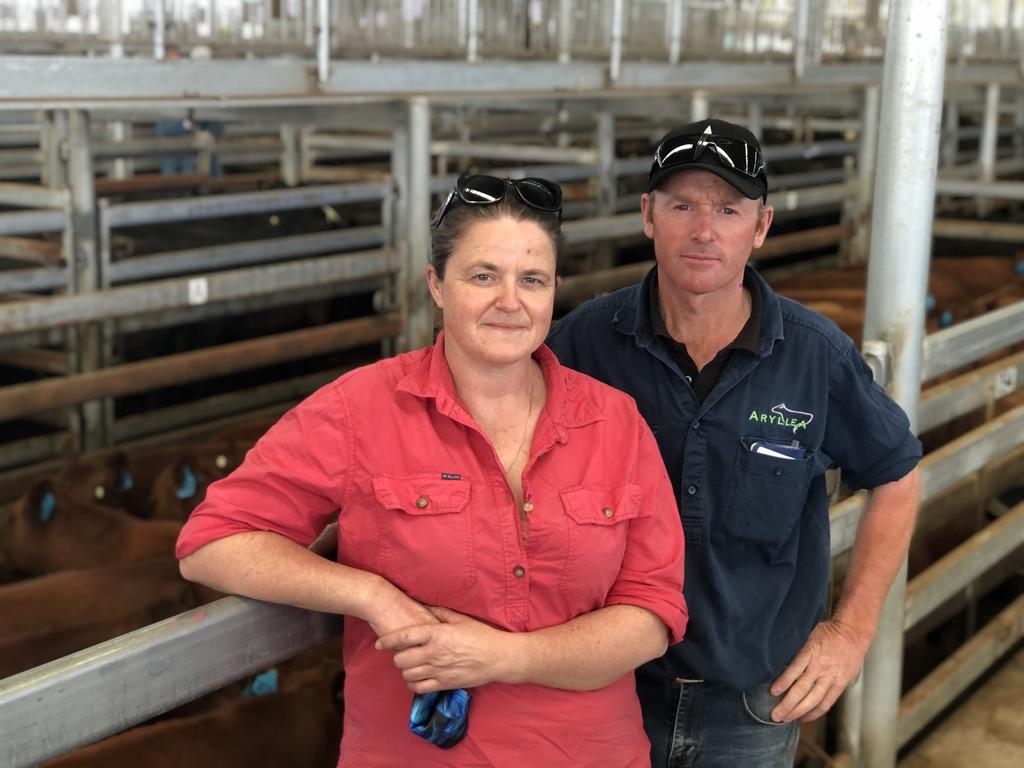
xmin=39 ymin=491 xmax=56 ymax=523
xmin=175 ymin=464 xmax=198 ymax=500
xmin=409 ymin=689 xmax=471 ymax=749
xmin=1015 ymin=261 xmax=1024 ymax=276
xmin=925 ymin=293 xmax=937 ymax=311
xmin=118 ymin=468 xmax=134 ymax=491
xmin=241 ymin=668 xmax=279 ymax=698
xmin=940 ymin=310 xmax=954 ymax=327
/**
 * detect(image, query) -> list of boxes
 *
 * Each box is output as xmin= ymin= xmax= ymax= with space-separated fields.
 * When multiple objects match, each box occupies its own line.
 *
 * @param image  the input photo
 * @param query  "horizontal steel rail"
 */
xmin=109 ymin=368 xmax=345 ymax=444
xmin=0 ymin=247 xmax=400 ymax=335
xmin=0 ymin=597 xmax=344 ymax=768
xmin=114 ymin=278 xmax=385 ymax=336
xmin=903 ymin=501 xmax=1024 ymax=631
xmin=0 ymin=182 xmax=67 ymax=209
xmin=106 ymin=227 xmax=385 ymax=285
xmin=918 ymin=349 xmax=1024 ymax=433
xmin=921 ymin=300 xmax=1024 ymax=382
xmin=934 ymin=177 xmax=1024 ymax=199
xmin=105 ymin=182 xmax=389 ymax=228
xmin=0 ymin=208 xmax=66 ymax=236
xmin=829 ymin=404 xmax=1024 ymax=557
xmin=0 ymin=312 xmax=402 ymax=422
xmin=897 ymin=593 xmax=1024 ymax=748
xmin=0 ymin=266 xmax=67 ymax=293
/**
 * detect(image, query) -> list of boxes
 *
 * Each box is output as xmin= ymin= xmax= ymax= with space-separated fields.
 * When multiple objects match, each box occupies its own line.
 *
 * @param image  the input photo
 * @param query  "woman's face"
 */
xmin=427 ymin=216 xmax=557 ymax=370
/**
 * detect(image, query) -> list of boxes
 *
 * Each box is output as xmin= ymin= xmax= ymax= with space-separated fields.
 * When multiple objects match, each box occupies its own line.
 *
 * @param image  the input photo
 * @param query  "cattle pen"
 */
xmin=1 ymin=1 xmax=1023 ymax=767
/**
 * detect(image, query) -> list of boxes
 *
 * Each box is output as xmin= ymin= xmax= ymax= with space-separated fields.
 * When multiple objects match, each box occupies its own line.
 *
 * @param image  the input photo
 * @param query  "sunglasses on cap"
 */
xmin=654 ymin=132 xmax=765 ymax=179
xmin=432 ymin=175 xmax=563 ymax=228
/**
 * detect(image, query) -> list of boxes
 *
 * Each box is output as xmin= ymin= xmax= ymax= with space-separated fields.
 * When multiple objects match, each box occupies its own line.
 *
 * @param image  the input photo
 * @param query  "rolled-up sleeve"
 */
xmin=176 ymin=381 xmax=350 ymax=559
xmin=604 ymin=411 xmax=688 ymax=644
xmin=823 ymin=342 xmax=922 ymax=492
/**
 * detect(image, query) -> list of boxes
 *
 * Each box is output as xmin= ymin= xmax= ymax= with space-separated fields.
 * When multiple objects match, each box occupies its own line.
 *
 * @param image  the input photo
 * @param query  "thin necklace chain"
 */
xmin=502 ymin=367 xmax=535 ymax=475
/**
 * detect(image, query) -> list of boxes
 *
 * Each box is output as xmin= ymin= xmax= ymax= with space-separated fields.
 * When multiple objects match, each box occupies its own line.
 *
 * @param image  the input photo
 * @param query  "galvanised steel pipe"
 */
xmin=860 ymin=1 xmax=948 ymax=764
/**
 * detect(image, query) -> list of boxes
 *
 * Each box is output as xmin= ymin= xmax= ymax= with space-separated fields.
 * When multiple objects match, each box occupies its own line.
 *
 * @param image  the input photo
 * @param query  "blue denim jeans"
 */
xmin=636 ymin=675 xmax=800 ymax=768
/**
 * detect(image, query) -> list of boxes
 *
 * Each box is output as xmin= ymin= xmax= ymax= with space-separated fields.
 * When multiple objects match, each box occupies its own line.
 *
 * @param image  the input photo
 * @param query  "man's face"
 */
xmin=641 ymin=169 xmax=772 ymax=299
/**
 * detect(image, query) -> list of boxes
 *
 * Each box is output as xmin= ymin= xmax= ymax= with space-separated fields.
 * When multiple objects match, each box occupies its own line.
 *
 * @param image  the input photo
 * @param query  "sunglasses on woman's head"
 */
xmin=432 ymin=175 xmax=563 ymax=228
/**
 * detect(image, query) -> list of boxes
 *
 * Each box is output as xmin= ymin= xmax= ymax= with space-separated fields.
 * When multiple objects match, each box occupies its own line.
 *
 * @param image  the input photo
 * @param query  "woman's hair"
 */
xmin=429 ymin=191 xmax=563 ymax=280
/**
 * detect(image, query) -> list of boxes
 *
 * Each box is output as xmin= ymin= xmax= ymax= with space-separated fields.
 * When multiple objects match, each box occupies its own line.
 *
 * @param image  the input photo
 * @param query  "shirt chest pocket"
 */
xmin=371 ymin=474 xmax=475 ymax=599
xmin=559 ymin=484 xmax=642 ymax=597
xmin=724 ymin=438 xmax=815 ymax=545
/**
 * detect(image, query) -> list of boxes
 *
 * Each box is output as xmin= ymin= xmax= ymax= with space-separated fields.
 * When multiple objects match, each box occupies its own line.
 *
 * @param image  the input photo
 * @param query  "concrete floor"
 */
xmin=899 ymin=645 xmax=1024 ymax=767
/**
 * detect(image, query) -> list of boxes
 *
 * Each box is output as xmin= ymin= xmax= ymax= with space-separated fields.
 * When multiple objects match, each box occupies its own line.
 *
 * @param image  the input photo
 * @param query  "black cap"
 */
xmin=648 ymin=118 xmax=768 ymax=201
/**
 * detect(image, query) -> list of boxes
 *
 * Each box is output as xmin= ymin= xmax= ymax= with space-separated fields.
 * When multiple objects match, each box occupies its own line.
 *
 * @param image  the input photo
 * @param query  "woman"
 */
xmin=176 ymin=175 xmax=687 ymax=767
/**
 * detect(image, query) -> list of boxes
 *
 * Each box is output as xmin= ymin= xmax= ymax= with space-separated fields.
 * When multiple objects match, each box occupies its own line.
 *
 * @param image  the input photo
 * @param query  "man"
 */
xmin=547 ymin=119 xmax=921 ymax=767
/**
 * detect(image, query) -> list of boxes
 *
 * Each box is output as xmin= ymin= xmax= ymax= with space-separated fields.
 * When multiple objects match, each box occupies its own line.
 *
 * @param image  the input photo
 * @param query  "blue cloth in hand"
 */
xmin=408 ymin=689 xmax=471 ymax=749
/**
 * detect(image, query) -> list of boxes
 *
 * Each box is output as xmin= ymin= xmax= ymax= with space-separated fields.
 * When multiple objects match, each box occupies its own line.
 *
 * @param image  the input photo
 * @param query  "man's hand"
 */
xmin=375 ymin=606 xmax=513 ymax=693
xmin=769 ymin=619 xmax=871 ymax=723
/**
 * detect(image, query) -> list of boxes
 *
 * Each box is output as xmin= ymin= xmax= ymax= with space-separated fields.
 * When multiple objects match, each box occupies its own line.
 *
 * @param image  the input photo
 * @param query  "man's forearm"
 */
xmin=833 ymin=468 xmax=921 ymax=642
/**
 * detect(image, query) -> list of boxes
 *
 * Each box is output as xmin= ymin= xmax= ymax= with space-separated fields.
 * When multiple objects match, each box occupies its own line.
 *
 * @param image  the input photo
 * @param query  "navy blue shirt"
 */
xmin=548 ymin=265 xmax=922 ymax=691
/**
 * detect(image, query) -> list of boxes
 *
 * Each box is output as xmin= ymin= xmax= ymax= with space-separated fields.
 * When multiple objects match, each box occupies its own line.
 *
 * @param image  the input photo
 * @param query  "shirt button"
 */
xmin=513 ymin=565 xmax=526 ymax=578
xmin=523 ymin=502 xmax=534 ymax=513
xmin=692 ymin=420 xmax=700 ymax=430
xmin=774 ymin=467 xmax=783 ymax=476
xmin=686 ymin=484 xmax=697 ymax=496
xmin=415 ymin=497 xmax=429 ymax=509
xmin=602 ymin=507 xmax=614 ymax=518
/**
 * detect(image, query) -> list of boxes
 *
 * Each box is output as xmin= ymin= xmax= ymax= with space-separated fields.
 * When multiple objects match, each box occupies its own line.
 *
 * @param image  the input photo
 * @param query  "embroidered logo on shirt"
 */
xmin=440 ymin=472 xmax=462 ymax=481
xmin=747 ymin=403 xmax=814 ymax=433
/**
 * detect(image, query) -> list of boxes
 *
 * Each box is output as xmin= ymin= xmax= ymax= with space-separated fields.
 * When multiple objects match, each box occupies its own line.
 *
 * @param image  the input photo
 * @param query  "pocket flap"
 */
xmin=372 ymin=474 xmax=471 ymax=515
xmin=560 ymin=484 xmax=642 ymax=525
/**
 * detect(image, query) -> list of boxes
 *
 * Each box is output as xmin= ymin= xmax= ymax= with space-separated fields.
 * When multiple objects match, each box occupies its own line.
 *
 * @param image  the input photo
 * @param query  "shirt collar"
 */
xmin=617 ymin=264 xmax=783 ymax=357
xmin=396 ymin=330 xmax=604 ymax=431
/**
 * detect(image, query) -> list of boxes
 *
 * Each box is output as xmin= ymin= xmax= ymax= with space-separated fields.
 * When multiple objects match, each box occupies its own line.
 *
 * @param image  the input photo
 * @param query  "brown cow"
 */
xmin=0 ymin=558 xmax=198 ymax=680
xmin=10 ymin=483 xmax=181 ymax=575
xmin=42 ymin=659 xmax=345 ymax=768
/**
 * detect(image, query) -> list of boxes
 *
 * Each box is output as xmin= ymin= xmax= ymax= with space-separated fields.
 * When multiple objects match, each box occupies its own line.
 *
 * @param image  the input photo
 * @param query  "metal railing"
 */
xmin=0 ymin=1 xmax=1020 ymax=67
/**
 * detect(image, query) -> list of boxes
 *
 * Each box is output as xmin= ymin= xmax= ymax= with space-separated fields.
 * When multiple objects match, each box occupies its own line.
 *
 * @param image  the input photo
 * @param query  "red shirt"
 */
xmin=177 ymin=335 xmax=686 ymax=767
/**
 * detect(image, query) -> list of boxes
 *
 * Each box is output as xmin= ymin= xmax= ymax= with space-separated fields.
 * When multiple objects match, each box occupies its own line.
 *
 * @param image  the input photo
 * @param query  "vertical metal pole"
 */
xmin=668 ymin=0 xmax=684 ymax=64
xmin=41 ymin=111 xmax=68 ymax=188
xmin=458 ymin=0 xmax=468 ymax=51
xmin=558 ymin=0 xmax=572 ymax=63
xmin=467 ymin=0 xmax=479 ymax=63
xmin=1015 ymin=91 xmax=1024 ymax=157
xmin=67 ymin=110 xmax=108 ymax=452
xmin=838 ymin=672 xmax=865 ymax=766
xmin=609 ymin=0 xmax=624 ymax=83
xmin=861 ymin=0 xmax=947 ymax=764
xmin=405 ymin=97 xmax=433 ymax=350
xmin=849 ymin=84 xmax=880 ymax=264
xmin=690 ymin=90 xmax=710 ymax=123
xmin=793 ymin=0 xmax=810 ymax=79
xmin=280 ymin=124 xmax=300 ymax=187
xmin=303 ymin=0 xmax=314 ymax=46
xmin=592 ymin=110 xmax=617 ymax=270
xmin=154 ymin=0 xmax=165 ymax=59
xmin=1005 ymin=0 xmax=1017 ymax=57
xmin=942 ymin=98 xmax=960 ymax=167
xmin=980 ymin=82 xmax=1001 ymax=181
xmin=978 ymin=82 xmax=1000 ymax=216
xmin=747 ymin=101 xmax=763 ymax=140
xmin=808 ymin=0 xmax=824 ymax=67
xmin=317 ymin=0 xmax=329 ymax=83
